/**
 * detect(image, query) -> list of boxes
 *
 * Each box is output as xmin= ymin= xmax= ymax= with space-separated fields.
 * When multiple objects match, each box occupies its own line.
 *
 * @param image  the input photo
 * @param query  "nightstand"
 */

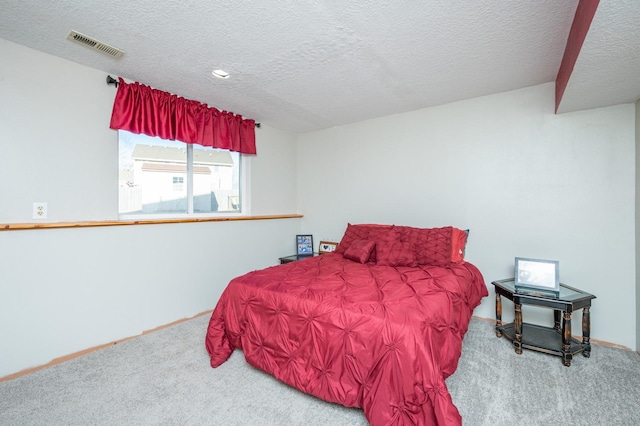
xmin=279 ymin=253 xmax=318 ymax=264
xmin=492 ymin=278 xmax=596 ymax=366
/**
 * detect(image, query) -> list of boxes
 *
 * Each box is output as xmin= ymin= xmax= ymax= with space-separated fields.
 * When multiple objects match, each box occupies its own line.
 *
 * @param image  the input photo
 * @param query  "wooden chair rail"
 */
xmin=1 ymin=214 xmax=303 ymax=231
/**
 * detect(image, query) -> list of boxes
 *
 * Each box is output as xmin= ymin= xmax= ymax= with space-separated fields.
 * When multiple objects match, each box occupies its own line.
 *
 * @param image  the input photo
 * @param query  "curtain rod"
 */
xmin=105 ymin=75 xmax=260 ymax=128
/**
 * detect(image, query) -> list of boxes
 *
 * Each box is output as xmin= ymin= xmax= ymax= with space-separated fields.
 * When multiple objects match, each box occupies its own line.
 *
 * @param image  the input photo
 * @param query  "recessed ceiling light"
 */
xmin=212 ymin=69 xmax=230 ymax=79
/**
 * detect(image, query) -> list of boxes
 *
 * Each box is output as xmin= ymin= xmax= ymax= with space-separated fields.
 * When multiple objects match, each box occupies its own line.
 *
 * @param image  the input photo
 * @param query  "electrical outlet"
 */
xmin=33 ymin=202 xmax=48 ymax=219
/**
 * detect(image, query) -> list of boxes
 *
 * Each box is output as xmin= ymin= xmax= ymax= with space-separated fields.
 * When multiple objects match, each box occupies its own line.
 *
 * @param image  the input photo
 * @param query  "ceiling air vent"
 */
xmin=66 ymin=30 xmax=124 ymax=58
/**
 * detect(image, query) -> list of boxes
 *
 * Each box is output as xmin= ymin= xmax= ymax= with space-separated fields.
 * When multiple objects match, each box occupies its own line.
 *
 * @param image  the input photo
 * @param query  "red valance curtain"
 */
xmin=109 ymin=77 xmax=256 ymax=154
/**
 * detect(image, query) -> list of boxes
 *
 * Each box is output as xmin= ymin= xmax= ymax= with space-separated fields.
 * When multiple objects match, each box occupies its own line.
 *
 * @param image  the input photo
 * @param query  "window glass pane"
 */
xmin=193 ymin=146 xmax=240 ymax=213
xmin=119 ymin=131 xmax=187 ymax=214
xmin=118 ymin=130 xmax=241 ymax=216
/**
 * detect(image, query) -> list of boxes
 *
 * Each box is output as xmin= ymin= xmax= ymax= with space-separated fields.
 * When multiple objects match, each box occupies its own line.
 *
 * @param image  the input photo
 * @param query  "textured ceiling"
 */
xmin=0 ymin=1 xmax=638 ymax=133
xmin=557 ymin=0 xmax=640 ymax=114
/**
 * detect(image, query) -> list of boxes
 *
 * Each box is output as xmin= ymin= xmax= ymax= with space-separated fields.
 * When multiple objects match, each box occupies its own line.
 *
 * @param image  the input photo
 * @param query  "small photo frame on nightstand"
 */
xmin=515 ymin=257 xmax=559 ymax=294
xmin=296 ymin=235 xmax=313 ymax=256
xmin=318 ymin=241 xmax=338 ymax=254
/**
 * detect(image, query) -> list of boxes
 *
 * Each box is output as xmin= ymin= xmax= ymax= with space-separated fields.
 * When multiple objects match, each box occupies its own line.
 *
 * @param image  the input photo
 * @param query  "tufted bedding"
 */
xmin=205 ymin=250 xmax=487 ymax=425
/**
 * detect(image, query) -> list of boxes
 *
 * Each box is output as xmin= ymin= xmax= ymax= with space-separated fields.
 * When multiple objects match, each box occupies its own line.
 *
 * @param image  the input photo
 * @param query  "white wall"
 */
xmin=636 ymin=98 xmax=640 ymax=352
xmin=297 ymin=83 xmax=636 ymax=349
xmin=0 ymin=39 xmax=300 ymax=377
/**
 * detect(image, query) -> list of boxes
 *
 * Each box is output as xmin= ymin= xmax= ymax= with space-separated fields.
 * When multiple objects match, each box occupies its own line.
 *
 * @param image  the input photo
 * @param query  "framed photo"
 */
xmin=296 ymin=235 xmax=313 ymax=256
xmin=515 ymin=257 xmax=559 ymax=293
xmin=318 ymin=241 xmax=338 ymax=254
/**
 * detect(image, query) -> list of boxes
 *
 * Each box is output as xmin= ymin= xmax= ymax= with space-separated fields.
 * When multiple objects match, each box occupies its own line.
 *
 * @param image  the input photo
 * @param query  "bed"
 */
xmin=206 ymin=224 xmax=487 ymax=425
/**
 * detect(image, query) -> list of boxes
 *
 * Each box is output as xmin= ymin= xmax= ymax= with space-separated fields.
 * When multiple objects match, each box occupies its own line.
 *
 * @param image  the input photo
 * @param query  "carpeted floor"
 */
xmin=1 ymin=315 xmax=639 ymax=425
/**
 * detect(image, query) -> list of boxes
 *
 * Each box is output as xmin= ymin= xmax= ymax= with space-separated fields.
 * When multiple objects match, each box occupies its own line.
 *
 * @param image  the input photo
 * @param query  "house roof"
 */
xmin=131 ymin=145 xmax=234 ymax=166
xmin=1 ymin=1 xmax=638 ymax=133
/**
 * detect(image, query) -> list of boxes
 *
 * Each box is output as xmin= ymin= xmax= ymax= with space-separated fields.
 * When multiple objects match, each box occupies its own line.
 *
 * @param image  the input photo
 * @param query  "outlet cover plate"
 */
xmin=33 ymin=202 xmax=48 ymax=219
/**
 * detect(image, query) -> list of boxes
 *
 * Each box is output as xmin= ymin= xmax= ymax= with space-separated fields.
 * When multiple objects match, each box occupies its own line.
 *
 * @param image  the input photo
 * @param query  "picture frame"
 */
xmin=318 ymin=241 xmax=338 ymax=254
xmin=514 ymin=257 xmax=560 ymax=294
xmin=296 ymin=234 xmax=314 ymax=256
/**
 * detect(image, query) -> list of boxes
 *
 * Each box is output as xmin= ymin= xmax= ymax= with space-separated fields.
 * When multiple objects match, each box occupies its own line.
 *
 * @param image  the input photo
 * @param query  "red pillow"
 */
xmin=335 ymin=223 xmax=393 ymax=259
xmin=336 ymin=224 xmax=454 ymax=267
xmin=376 ymin=233 xmax=417 ymax=266
xmin=395 ymin=225 xmax=452 ymax=267
xmin=343 ymin=239 xmax=376 ymax=264
xmin=451 ymin=228 xmax=468 ymax=263
xmin=364 ymin=226 xmax=395 ymax=263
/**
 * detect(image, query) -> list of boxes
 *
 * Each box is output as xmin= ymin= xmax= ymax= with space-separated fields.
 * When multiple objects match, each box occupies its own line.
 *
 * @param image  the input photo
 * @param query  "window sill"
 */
xmin=0 ymin=214 xmax=303 ymax=231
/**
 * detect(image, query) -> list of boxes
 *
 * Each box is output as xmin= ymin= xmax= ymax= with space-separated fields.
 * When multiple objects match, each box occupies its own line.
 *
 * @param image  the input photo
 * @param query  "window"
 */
xmin=118 ymin=130 xmax=242 ymax=217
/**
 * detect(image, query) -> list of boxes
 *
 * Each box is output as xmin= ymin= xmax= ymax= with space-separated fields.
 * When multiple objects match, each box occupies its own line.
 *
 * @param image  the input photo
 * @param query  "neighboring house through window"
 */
xmin=172 ymin=176 xmax=184 ymax=191
xmin=118 ymin=130 xmax=242 ymax=217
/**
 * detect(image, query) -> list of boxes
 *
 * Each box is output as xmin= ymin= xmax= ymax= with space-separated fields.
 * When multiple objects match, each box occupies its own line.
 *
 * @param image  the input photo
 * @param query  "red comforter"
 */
xmin=206 ymin=253 xmax=487 ymax=425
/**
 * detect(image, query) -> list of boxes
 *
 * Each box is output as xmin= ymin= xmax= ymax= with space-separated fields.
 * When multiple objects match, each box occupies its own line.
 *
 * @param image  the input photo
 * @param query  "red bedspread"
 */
xmin=206 ymin=253 xmax=487 ymax=425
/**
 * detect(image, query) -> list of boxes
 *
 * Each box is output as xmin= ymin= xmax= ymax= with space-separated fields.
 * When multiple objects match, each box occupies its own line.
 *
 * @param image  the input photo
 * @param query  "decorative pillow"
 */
xmin=364 ymin=226 xmax=395 ymax=263
xmin=335 ymin=223 xmax=393 ymax=260
xmin=451 ymin=228 xmax=469 ymax=263
xmin=336 ymin=223 xmax=454 ymax=267
xmin=395 ymin=225 xmax=453 ymax=267
xmin=375 ymin=229 xmax=417 ymax=267
xmin=343 ymin=239 xmax=376 ymax=264
xmin=335 ymin=224 xmax=367 ymax=255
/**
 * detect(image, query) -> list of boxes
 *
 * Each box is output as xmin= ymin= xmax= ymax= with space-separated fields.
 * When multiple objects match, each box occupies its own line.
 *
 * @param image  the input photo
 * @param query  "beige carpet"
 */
xmin=1 ymin=315 xmax=638 ymax=425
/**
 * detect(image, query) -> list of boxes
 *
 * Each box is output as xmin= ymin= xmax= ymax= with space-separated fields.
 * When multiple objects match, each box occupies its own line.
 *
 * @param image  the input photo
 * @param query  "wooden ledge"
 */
xmin=1 ymin=214 xmax=303 ymax=231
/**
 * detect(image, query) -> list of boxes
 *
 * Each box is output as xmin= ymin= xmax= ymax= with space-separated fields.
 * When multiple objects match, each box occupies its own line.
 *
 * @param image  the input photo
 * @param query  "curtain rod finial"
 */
xmin=106 ymin=75 xmax=119 ymax=87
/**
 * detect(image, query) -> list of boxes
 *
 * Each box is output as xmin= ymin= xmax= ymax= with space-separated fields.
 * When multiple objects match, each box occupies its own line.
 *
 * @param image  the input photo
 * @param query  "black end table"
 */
xmin=492 ymin=278 xmax=596 ymax=366
xmin=279 ymin=253 xmax=318 ymax=264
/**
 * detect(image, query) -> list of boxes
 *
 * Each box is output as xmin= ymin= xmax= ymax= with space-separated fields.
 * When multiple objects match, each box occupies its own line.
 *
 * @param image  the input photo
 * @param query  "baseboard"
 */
xmin=0 ymin=310 xmax=213 ymax=383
